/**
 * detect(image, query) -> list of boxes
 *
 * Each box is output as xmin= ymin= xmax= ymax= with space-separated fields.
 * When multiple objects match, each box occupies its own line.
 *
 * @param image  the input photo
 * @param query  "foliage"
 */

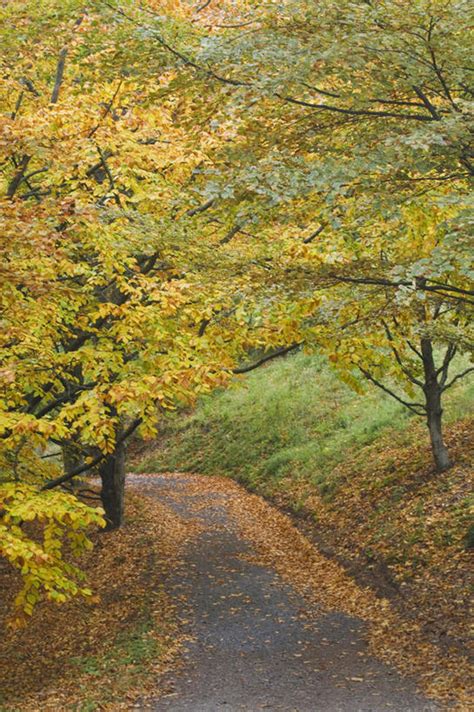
xmin=0 ymin=0 xmax=264 ymax=610
xmin=0 ymin=483 xmax=105 ymax=625
xmin=0 ymin=492 xmax=185 ymax=710
xmin=178 ymin=0 xmax=474 ymax=467
xmin=1 ymin=0 xmax=473 ymax=618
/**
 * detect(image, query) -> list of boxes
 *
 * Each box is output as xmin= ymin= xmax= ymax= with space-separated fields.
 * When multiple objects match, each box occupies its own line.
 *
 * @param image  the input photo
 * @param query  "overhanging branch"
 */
xmin=233 ymin=343 xmax=301 ymax=374
xmin=41 ymin=418 xmax=142 ymax=491
xmin=359 ymin=367 xmax=426 ymax=416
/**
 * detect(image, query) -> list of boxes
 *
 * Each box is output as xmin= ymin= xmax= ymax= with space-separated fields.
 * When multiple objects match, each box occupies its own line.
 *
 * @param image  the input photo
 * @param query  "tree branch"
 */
xmin=105 ymin=3 xmax=249 ymax=87
xmin=11 ymin=91 xmax=24 ymax=120
xmin=427 ymin=25 xmax=458 ymax=111
xmin=381 ymin=320 xmax=423 ymax=387
xmin=358 ymin=367 xmax=426 ymax=415
xmin=437 ymin=343 xmax=457 ymax=386
xmin=41 ymin=418 xmax=142 ymax=491
xmin=7 ymin=154 xmax=31 ymax=198
xmin=303 ymin=224 xmax=325 ymax=244
xmin=441 ymin=366 xmax=474 ymax=393
xmin=220 ymin=222 xmax=245 ymax=245
xmin=50 ymin=47 xmax=68 ymax=104
xmin=34 ymin=383 xmax=96 ymax=420
xmin=185 ymin=198 xmax=215 ymax=217
xmin=328 ymin=273 xmax=474 ymax=303
xmin=88 ymin=78 xmax=123 ymax=139
xmin=195 ymin=0 xmax=212 ymax=12
xmin=276 ymin=93 xmax=435 ymax=122
xmin=412 ymin=85 xmax=441 ymax=120
xmin=233 ymin=343 xmax=301 ymax=374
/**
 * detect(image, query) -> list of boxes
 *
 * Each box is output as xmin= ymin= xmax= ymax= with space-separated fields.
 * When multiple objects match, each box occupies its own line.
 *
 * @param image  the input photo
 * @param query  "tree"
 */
xmin=2 ymin=0 xmax=472 ymax=621
xmin=0 ymin=0 xmax=266 ymax=615
xmin=164 ymin=0 xmax=474 ymax=470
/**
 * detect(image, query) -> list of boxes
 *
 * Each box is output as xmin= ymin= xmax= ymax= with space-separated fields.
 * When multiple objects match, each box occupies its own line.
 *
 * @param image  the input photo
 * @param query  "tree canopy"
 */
xmin=0 ymin=0 xmax=472 ymax=621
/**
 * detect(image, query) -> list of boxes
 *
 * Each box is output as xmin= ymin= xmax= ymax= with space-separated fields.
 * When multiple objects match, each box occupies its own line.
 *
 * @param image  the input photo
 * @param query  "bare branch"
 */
xmin=427 ymin=24 xmax=458 ymax=110
xmin=382 ymin=320 xmax=423 ymax=386
xmin=198 ymin=318 xmax=211 ymax=336
xmin=437 ymin=343 xmax=457 ymax=386
xmin=18 ymin=77 xmax=40 ymax=97
xmin=7 ymin=154 xmax=31 ymax=199
xmin=359 ymin=367 xmax=426 ymax=415
xmin=50 ymin=47 xmax=68 ymax=104
xmin=185 ymin=198 xmax=215 ymax=217
xmin=276 ymin=93 xmax=435 ymax=122
xmin=406 ymin=339 xmax=423 ymax=359
xmin=88 ymin=78 xmax=123 ymax=139
xmin=412 ymin=85 xmax=441 ymax=120
xmin=211 ymin=20 xmax=256 ymax=29
xmin=195 ymin=0 xmax=212 ymax=12
xmin=442 ymin=366 xmax=474 ymax=393
xmin=96 ymin=145 xmax=116 ymax=193
xmin=11 ymin=91 xmax=24 ymax=120
xmin=303 ymin=224 xmax=325 ymax=244
xmin=233 ymin=343 xmax=301 ymax=374
xmin=329 ymin=273 xmax=474 ymax=304
xmin=220 ymin=222 xmax=245 ymax=245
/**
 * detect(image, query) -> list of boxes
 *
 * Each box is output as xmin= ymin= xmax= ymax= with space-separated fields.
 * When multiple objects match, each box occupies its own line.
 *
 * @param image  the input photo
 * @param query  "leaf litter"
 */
xmin=0 ymin=491 xmax=199 ymax=711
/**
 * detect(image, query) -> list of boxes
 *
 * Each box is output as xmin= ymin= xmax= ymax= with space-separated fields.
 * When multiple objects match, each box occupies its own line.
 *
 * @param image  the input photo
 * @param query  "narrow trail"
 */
xmin=129 ymin=473 xmax=437 ymax=712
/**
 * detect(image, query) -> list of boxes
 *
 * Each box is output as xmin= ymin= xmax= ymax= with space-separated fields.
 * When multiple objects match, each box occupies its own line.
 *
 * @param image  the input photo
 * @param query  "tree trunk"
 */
xmin=420 ymin=337 xmax=451 ymax=472
xmin=98 ymin=439 xmax=125 ymax=530
xmin=62 ymin=442 xmax=83 ymax=489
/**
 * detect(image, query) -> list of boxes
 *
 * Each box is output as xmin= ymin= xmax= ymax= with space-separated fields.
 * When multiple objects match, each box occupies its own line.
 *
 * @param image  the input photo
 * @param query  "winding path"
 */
xmin=130 ymin=473 xmax=437 ymax=712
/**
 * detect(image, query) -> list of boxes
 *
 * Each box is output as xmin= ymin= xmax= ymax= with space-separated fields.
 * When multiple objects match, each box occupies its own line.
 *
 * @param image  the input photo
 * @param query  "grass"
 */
xmin=136 ymin=351 xmax=474 ymax=495
xmin=71 ymin=617 xmax=160 ymax=678
xmin=69 ymin=616 xmax=162 ymax=711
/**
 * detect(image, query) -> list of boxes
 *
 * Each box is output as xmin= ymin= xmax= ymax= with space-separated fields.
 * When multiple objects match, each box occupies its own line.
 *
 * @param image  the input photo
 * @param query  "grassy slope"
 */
xmin=136 ymin=351 xmax=473 ymax=656
xmin=137 ymin=352 xmax=472 ymax=491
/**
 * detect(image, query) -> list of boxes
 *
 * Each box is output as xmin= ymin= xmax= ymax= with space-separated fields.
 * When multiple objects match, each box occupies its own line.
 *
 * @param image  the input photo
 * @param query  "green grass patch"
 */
xmin=69 ymin=615 xmax=162 ymax=710
xmin=135 ymin=351 xmax=473 ymax=496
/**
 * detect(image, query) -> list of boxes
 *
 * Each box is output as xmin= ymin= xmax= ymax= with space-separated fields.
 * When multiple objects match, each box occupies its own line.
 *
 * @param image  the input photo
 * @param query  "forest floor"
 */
xmin=0 ymin=492 xmax=189 ymax=711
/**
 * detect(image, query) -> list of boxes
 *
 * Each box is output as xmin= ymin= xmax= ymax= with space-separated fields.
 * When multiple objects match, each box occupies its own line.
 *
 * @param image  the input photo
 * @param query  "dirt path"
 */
xmin=130 ymin=473 xmax=438 ymax=712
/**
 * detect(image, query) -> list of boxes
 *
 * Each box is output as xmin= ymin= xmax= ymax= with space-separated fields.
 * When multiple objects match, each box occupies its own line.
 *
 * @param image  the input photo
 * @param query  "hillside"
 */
xmin=135 ymin=352 xmax=473 ymax=662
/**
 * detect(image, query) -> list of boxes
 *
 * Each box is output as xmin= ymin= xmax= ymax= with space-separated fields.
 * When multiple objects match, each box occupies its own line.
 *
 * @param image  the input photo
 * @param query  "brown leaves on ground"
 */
xmin=2 ymin=428 xmax=472 ymax=710
xmin=0 ymin=492 xmax=194 ymax=711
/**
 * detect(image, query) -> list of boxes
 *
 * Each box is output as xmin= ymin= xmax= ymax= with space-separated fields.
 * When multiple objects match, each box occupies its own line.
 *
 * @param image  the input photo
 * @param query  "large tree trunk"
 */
xmin=420 ymin=337 xmax=451 ymax=472
xmin=98 ymin=438 xmax=125 ymax=530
